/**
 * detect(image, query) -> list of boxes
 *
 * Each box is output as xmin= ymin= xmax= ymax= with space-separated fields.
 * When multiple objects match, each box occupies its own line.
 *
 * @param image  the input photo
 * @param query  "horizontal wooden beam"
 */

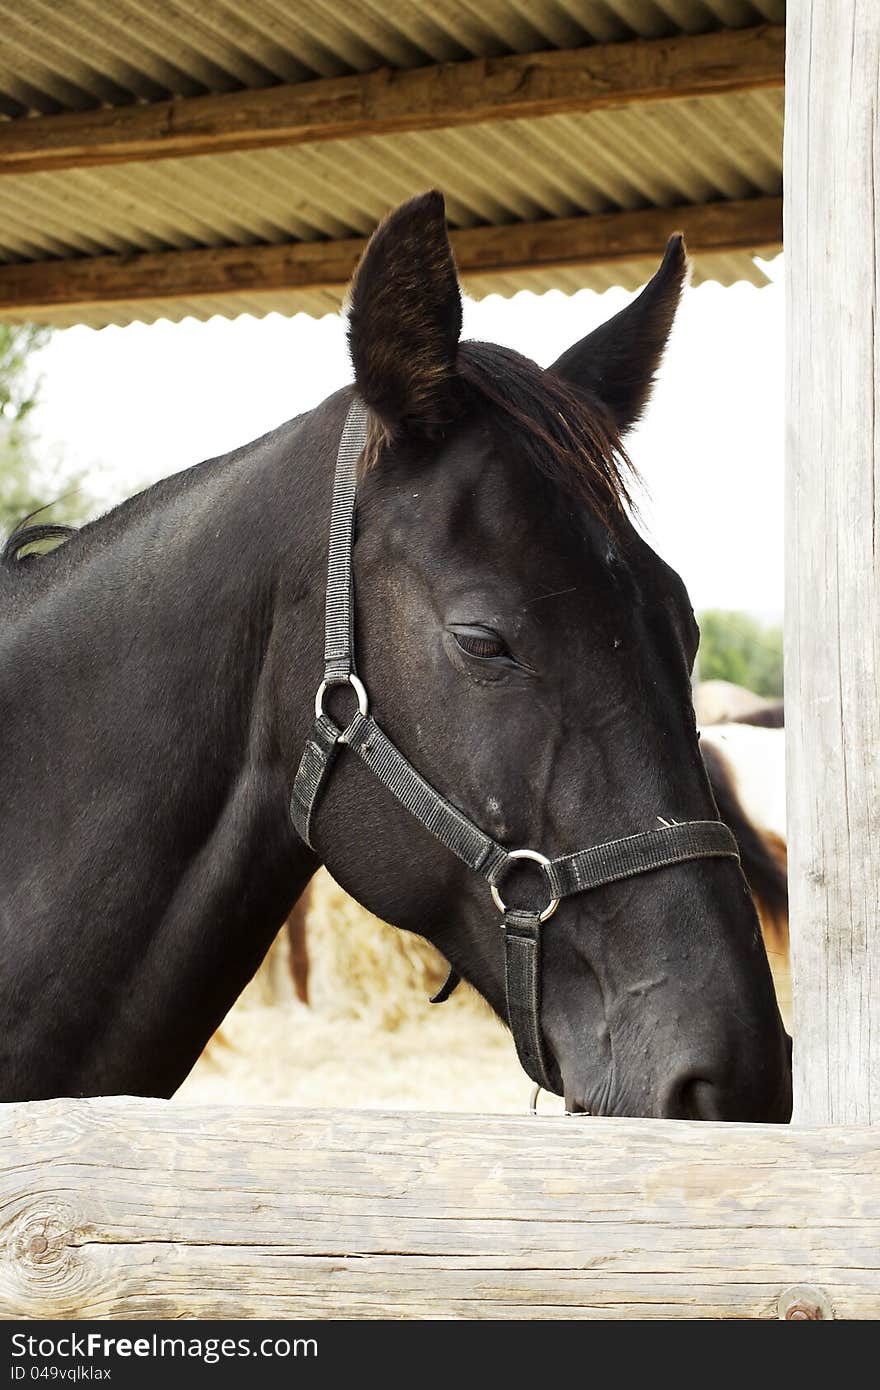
xmin=0 ymin=25 xmax=785 ymax=176
xmin=1 ymin=1099 xmax=877 ymax=1319
xmin=0 ymin=197 xmax=782 ymax=318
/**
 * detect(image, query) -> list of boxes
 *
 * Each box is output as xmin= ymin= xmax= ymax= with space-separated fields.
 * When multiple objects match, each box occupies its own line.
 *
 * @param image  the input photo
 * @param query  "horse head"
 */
xmin=295 ymin=191 xmax=791 ymax=1122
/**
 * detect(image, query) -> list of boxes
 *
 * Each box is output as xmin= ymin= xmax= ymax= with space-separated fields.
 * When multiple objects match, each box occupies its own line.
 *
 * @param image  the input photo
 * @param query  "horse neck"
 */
xmin=0 ymin=394 xmax=347 ymax=1099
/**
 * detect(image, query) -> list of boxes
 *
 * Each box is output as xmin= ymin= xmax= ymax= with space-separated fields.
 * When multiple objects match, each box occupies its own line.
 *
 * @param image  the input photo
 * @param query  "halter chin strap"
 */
xmin=290 ymin=398 xmax=741 ymax=1095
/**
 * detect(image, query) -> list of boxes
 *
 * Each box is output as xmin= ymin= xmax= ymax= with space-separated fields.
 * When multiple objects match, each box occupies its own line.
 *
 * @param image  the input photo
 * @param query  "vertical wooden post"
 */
xmin=785 ymin=3 xmax=880 ymax=1124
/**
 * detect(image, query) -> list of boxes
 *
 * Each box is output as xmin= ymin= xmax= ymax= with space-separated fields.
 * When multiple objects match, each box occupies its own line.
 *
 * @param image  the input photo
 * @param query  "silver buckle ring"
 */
xmin=490 ymin=848 xmax=560 ymax=923
xmin=314 ymin=673 xmax=369 ymax=722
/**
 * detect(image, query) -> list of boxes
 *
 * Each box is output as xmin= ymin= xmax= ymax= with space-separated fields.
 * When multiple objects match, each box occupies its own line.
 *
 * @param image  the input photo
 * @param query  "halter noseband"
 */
xmin=290 ymin=400 xmax=739 ymax=1095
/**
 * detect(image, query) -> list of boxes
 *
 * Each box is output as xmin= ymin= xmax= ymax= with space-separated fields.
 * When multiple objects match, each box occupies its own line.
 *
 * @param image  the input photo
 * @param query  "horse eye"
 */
xmin=453 ymin=629 xmax=511 ymax=661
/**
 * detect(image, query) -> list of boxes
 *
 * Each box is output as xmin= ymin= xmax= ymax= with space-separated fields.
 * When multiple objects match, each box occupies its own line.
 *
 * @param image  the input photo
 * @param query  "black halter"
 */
xmin=290 ymin=400 xmax=740 ymax=1095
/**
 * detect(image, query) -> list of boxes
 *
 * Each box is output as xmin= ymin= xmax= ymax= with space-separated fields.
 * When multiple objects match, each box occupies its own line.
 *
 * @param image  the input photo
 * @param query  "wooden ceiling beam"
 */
xmin=0 ymin=198 xmax=782 ymax=318
xmin=0 ymin=25 xmax=784 ymax=176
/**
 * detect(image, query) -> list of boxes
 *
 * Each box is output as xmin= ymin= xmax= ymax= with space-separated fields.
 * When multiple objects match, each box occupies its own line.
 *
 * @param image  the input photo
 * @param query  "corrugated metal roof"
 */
xmin=0 ymin=1 xmax=786 ymax=115
xmin=0 ymin=0 xmax=785 ymax=325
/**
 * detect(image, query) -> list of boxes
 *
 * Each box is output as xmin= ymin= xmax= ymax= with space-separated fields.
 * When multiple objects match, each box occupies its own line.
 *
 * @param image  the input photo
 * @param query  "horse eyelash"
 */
xmin=453 ymin=631 xmax=510 ymax=660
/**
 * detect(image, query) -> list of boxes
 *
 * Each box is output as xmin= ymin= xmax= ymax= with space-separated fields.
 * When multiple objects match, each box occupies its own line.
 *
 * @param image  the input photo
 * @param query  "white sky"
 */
xmin=30 ymin=253 xmax=783 ymax=617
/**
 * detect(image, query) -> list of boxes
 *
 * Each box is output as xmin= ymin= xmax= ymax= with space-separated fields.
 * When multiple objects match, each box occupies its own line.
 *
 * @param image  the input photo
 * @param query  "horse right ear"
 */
xmin=347 ymin=191 xmax=463 ymax=439
xmin=547 ymin=235 xmax=689 ymax=435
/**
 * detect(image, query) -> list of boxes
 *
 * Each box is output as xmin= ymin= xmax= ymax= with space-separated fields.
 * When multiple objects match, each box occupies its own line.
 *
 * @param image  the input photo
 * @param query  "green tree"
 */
xmin=697 ymin=609 xmax=783 ymax=698
xmin=0 ymin=323 xmax=90 ymax=540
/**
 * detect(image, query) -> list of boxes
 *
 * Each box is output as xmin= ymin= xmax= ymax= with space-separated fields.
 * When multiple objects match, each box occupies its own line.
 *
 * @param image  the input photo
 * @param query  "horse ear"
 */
xmin=347 ymin=190 xmax=462 ymax=437
xmin=547 ymin=235 xmax=689 ymax=435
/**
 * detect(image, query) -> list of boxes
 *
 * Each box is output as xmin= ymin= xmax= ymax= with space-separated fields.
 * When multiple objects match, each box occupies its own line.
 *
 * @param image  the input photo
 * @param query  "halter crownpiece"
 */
xmin=290 ymin=398 xmax=740 ymax=1094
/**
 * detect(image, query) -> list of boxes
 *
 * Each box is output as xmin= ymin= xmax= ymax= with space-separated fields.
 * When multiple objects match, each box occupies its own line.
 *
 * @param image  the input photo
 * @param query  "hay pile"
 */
xmin=177 ymin=872 xmax=535 ymax=1114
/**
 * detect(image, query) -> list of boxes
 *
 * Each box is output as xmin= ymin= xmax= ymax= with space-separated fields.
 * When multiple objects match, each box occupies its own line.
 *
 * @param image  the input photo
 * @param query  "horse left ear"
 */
xmin=547 ymin=235 xmax=689 ymax=435
xmin=347 ymin=190 xmax=462 ymax=438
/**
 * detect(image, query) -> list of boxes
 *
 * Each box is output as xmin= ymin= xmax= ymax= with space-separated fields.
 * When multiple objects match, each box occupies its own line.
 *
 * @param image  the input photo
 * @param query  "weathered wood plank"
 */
xmin=784 ymin=5 xmax=880 ymax=1123
xmin=0 ymin=197 xmax=782 ymax=318
xmin=1 ymin=1100 xmax=878 ymax=1319
xmin=0 ymin=26 xmax=785 ymax=176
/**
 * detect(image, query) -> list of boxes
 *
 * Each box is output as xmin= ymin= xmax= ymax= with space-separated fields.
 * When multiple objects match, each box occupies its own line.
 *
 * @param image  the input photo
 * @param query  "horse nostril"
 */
xmin=661 ymin=1074 xmax=722 ymax=1120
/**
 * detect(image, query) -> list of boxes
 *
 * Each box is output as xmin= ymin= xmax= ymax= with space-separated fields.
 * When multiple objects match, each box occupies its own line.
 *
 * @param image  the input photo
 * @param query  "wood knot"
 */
xmin=11 ymin=1207 xmax=73 ymax=1270
xmin=6 ymin=1203 xmax=89 ymax=1315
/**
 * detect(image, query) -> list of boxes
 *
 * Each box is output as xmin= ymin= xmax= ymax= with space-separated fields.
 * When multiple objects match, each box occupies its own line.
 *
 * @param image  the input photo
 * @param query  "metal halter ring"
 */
xmin=490 ymin=848 xmax=560 ymax=923
xmin=528 ymin=1084 xmax=591 ymax=1117
xmin=314 ymin=673 xmax=369 ymax=721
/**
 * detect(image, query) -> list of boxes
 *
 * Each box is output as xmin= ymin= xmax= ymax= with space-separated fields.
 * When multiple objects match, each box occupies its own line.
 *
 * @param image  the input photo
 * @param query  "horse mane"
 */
xmin=455 ymin=341 xmax=635 ymax=524
xmin=2 ymin=520 xmax=77 ymax=566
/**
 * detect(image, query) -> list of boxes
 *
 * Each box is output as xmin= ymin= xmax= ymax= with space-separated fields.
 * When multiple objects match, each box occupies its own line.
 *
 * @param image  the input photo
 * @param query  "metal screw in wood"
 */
xmin=777 ymin=1284 xmax=832 ymax=1320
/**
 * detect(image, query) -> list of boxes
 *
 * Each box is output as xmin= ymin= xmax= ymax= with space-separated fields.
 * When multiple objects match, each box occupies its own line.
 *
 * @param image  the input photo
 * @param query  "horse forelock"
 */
xmin=455 ymin=341 xmax=635 ymax=528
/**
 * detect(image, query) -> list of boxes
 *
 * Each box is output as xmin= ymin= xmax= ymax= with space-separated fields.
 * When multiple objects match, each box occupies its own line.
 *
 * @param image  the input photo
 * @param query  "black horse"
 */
xmin=0 ymin=192 xmax=791 ymax=1120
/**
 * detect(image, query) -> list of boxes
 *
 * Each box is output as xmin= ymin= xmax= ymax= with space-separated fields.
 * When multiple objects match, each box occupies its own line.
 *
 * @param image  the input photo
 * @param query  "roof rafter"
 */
xmin=0 ymin=25 xmax=784 ymax=176
xmin=0 ymin=198 xmax=782 ymax=321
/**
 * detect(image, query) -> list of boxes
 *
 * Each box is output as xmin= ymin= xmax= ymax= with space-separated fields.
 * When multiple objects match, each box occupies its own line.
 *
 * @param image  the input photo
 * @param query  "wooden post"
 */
xmin=785 ymin=3 xmax=880 ymax=1123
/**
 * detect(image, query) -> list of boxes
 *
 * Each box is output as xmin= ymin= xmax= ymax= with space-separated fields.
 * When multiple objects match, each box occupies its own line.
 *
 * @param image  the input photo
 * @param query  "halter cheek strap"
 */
xmin=290 ymin=399 xmax=740 ymax=1095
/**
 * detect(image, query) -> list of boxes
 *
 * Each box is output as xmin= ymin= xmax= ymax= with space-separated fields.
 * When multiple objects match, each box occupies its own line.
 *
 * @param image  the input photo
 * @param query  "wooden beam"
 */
xmin=785 ymin=5 xmax=880 ymax=1124
xmin=1 ymin=1099 xmax=878 ymax=1319
xmin=0 ymin=25 xmax=785 ymax=176
xmin=0 ymin=197 xmax=782 ymax=318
